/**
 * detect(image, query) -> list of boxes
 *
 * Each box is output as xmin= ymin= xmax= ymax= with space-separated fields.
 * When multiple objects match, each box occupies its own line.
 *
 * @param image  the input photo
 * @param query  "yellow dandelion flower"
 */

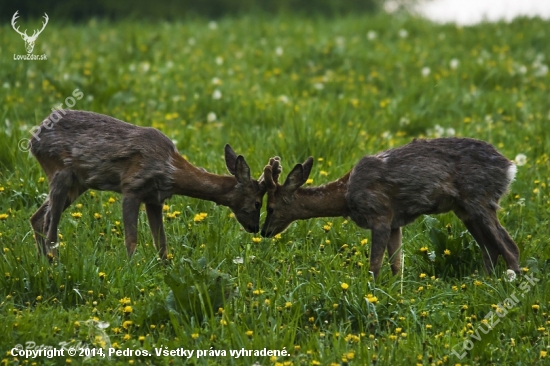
xmin=123 ymin=305 xmax=132 ymax=314
xmin=532 ymin=304 xmax=540 ymax=312
xmin=38 ymin=177 xmax=45 ymax=183
xmin=306 ymin=178 xmax=313 ymax=185
xmin=541 ymin=350 xmax=547 ymax=358
xmin=285 ymin=301 xmax=292 ymax=309
xmin=108 ymin=197 xmax=115 ymax=204
xmin=119 ymin=297 xmax=131 ymax=305
xmin=71 ymin=212 xmax=82 ymax=218
xmin=341 ymin=283 xmax=349 ymax=291
xmin=444 ymin=249 xmax=451 ymax=255
xmin=191 ymin=333 xmax=199 ymax=339
xmin=245 ymin=330 xmax=253 ymax=337
xmin=163 ymin=205 xmax=169 ymax=212
xmin=194 ymin=212 xmax=208 ymax=222
xmin=94 ymin=213 xmax=102 ymax=219
xmin=420 ymin=246 xmax=428 ymax=253
xmin=98 ymin=272 xmax=106 ymax=280
xmin=320 ymin=170 xmax=328 ymax=176
xmin=419 ymin=273 xmax=427 ymax=279
xmin=252 ymin=237 xmax=262 ymax=243
xmin=360 ymin=239 xmax=368 ymax=245
xmin=0 ymin=213 xmax=9 ymax=220
xmin=365 ymin=294 xmax=378 ymax=304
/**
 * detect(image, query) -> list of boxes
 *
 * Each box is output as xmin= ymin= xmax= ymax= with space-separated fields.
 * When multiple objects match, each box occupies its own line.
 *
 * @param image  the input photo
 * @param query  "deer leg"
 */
xmin=30 ymin=199 xmax=50 ymax=256
xmin=145 ymin=203 xmax=167 ymax=260
xmin=45 ymin=170 xmax=74 ymax=257
xmin=461 ymin=219 xmax=500 ymax=273
xmin=122 ymin=195 xmax=141 ymax=257
xmin=486 ymin=211 xmax=521 ymax=274
xmin=387 ymin=227 xmax=402 ymax=275
xmin=369 ymin=225 xmax=391 ymax=280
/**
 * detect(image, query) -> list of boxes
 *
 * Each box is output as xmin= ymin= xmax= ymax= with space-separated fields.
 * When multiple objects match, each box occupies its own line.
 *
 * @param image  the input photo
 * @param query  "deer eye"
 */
xmin=254 ymin=202 xmax=261 ymax=210
xmin=268 ymin=207 xmax=274 ymax=215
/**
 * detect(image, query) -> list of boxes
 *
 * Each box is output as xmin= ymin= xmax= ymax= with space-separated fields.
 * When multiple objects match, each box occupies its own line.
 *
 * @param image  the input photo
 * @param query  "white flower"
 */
xmin=233 ymin=257 xmax=244 ymax=264
xmin=398 ymin=29 xmax=408 ymax=38
xmin=211 ymin=77 xmax=222 ymax=85
xmin=367 ymin=30 xmax=377 ymax=40
xmin=188 ymin=38 xmax=196 ymax=46
xmin=514 ymin=153 xmax=527 ymax=166
xmin=518 ymin=65 xmax=527 ymax=74
xmin=505 ymin=269 xmax=516 ymax=282
xmin=446 ymin=127 xmax=455 ymax=136
xmin=207 ymin=112 xmax=217 ymax=123
xmin=278 ymin=95 xmax=289 ymax=104
xmin=314 ymin=83 xmax=324 ymax=90
xmin=215 ymin=56 xmax=224 ymax=66
xmin=433 ymin=124 xmax=444 ymax=138
xmin=212 ymin=89 xmax=222 ymax=100
xmin=208 ymin=21 xmax=218 ymax=30
xmin=140 ymin=62 xmax=150 ymax=73
xmin=428 ymin=251 xmax=436 ymax=261
xmin=421 ymin=67 xmax=431 ymax=77
xmin=450 ymin=58 xmax=459 ymax=69
xmin=275 ymin=46 xmax=283 ymax=56
xmin=399 ymin=117 xmax=410 ymax=126
xmin=533 ymin=63 xmax=548 ymax=77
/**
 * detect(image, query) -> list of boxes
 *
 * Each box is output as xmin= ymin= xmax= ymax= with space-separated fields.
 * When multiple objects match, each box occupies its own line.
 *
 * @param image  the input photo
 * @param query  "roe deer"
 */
xmin=260 ymin=137 xmax=521 ymax=279
xmin=29 ymin=110 xmax=279 ymax=260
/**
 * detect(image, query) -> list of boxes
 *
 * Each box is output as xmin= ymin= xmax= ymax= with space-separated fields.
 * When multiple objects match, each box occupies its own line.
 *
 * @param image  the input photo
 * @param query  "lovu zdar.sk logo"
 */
xmin=12 ymin=11 xmax=48 ymax=60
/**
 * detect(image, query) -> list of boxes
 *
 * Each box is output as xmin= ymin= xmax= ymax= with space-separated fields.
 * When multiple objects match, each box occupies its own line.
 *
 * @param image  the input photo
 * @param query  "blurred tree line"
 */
xmin=2 ymin=0 xmax=382 ymax=21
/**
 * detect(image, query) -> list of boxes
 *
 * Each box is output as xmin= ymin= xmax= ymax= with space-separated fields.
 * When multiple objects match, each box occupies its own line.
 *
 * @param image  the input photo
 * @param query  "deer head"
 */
xmin=12 ymin=11 xmax=48 ymax=54
xmin=261 ymin=157 xmax=314 ymax=237
xmin=224 ymin=146 xmax=282 ymax=233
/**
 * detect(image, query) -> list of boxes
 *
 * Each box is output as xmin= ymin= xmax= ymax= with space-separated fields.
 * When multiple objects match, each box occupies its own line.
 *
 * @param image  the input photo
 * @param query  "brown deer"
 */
xmin=29 ymin=110 xmax=279 ymax=260
xmin=260 ymin=137 xmax=521 ymax=279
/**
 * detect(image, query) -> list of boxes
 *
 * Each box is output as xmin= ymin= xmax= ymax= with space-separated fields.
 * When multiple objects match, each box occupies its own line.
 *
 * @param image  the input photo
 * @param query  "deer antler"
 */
xmin=31 ymin=13 xmax=49 ymax=39
xmin=259 ymin=157 xmax=281 ymax=191
xmin=11 ymin=11 xmax=28 ymax=37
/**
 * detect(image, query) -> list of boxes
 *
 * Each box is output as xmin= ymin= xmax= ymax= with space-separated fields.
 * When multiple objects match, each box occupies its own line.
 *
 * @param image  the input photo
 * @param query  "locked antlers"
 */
xmin=259 ymin=157 xmax=282 ymax=191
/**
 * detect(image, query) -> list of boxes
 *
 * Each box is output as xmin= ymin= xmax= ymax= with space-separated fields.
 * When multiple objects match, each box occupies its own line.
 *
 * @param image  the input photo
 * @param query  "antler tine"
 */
xmin=11 ymin=11 xmax=28 ymax=37
xmin=270 ymin=157 xmax=282 ymax=183
xmin=258 ymin=156 xmax=281 ymax=189
xmin=34 ymin=13 xmax=49 ymax=37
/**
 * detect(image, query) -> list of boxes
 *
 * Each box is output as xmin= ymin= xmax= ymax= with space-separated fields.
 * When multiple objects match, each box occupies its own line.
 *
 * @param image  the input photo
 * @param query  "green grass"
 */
xmin=1 ymin=13 xmax=549 ymax=365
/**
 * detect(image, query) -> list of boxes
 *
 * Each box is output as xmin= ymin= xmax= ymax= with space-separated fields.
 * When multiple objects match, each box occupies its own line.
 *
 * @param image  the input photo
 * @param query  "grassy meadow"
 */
xmin=0 ymin=13 xmax=549 ymax=365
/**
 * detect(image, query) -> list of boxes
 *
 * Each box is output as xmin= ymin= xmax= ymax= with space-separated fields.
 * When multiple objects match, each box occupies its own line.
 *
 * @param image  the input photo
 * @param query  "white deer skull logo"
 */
xmin=11 ymin=11 xmax=49 ymax=54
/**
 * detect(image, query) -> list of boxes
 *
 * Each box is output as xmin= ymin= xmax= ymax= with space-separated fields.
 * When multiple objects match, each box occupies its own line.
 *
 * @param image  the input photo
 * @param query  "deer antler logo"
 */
xmin=11 ymin=11 xmax=49 ymax=54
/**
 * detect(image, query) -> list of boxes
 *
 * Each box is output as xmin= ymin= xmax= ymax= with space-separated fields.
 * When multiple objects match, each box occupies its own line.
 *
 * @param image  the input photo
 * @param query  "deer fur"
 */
xmin=261 ymin=137 xmax=521 ymax=279
xmin=30 ymin=110 xmax=276 ymax=260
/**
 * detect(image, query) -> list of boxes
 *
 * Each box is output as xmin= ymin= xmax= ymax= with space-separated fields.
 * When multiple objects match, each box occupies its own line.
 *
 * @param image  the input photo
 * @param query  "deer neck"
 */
xmin=170 ymin=154 xmax=237 ymax=207
xmin=293 ymin=173 xmax=350 ymax=220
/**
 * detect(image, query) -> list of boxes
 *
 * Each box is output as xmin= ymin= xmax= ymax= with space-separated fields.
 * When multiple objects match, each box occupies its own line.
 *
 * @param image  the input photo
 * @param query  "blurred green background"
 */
xmin=2 ymin=0 xmax=382 ymax=21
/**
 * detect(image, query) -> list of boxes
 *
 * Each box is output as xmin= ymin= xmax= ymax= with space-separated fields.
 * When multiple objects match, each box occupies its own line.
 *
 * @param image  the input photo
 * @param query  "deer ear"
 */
xmin=302 ymin=157 xmax=314 ymax=180
xmin=284 ymin=157 xmax=313 ymax=191
xmin=225 ymin=144 xmax=238 ymax=175
xmin=235 ymin=156 xmax=252 ymax=185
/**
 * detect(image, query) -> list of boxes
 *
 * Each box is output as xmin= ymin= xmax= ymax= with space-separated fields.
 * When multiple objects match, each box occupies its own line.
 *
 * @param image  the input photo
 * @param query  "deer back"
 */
xmin=30 ymin=110 xmax=178 ymax=201
xmin=346 ymin=138 xmax=515 ymax=229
